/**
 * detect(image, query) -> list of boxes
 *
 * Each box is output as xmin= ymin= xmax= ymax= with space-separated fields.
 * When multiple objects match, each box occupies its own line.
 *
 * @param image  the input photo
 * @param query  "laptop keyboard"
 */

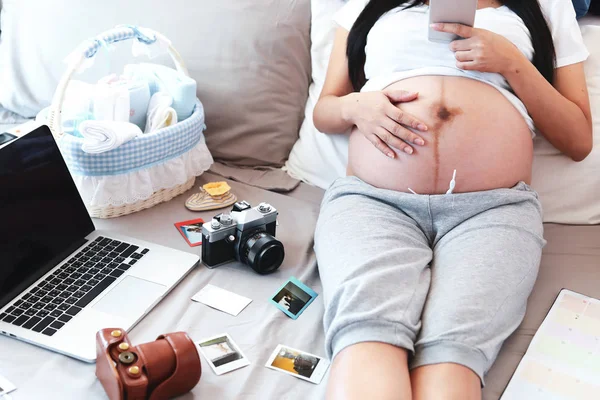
xmin=0 ymin=236 xmax=149 ymax=337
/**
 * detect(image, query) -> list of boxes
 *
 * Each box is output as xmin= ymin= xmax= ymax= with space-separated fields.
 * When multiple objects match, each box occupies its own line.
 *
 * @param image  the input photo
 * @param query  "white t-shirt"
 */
xmin=333 ymin=0 xmax=589 ymax=136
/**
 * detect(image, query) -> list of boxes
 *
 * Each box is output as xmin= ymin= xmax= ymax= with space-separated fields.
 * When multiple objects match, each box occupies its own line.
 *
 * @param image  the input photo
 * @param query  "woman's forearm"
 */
xmin=313 ymin=94 xmax=357 ymax=134
xmin=504 ymin=57 xmax=593 ymax=161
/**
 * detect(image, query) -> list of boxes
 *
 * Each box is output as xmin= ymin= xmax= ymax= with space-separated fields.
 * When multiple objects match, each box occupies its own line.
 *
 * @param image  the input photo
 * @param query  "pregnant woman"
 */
xmin=313 ymin=0 xmax=592 ymax=399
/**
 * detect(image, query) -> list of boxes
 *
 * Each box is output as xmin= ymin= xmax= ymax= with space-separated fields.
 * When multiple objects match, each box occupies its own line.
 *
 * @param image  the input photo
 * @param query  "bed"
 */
xmin=1 ymin=3 xmax=599 ymax=399
xmin=0 ymin=169 xmax=597 ymax=399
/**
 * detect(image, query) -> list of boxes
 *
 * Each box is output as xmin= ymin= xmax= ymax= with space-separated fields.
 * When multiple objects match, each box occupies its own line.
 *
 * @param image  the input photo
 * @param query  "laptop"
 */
xmin=0 ymin=125 xmax=199 ymax=362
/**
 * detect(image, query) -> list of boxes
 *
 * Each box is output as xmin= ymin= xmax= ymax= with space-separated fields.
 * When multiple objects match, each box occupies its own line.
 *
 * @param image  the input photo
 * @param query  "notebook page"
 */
xmin=501 ymin=289 xmax=600 ymax=399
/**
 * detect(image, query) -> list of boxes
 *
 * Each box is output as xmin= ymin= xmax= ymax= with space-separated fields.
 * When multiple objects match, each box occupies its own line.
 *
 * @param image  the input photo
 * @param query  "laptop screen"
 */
xmin=0 ymin=126 xmax=95 ymax=309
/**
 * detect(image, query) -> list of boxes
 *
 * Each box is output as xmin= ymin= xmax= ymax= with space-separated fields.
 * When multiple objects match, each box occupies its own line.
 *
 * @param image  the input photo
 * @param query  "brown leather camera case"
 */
xmin=96 ymin=328 xmax=201 ymax=400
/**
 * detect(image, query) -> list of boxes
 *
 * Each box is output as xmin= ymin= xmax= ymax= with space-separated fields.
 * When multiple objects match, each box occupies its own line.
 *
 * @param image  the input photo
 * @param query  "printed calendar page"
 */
xmin=502 ymin=290 xmax=600 ymax=400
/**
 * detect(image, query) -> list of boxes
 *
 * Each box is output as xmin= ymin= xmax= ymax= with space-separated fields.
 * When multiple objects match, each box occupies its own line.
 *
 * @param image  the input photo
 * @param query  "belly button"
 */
xmin=437 ymin=106 xmax=452 ymax=121
xmin=432 ymin=103 xmax=463 ymax=127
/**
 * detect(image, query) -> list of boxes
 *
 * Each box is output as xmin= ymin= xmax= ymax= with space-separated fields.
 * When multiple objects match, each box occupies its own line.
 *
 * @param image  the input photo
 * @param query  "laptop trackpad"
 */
xmin=92 ymin=276 xmax=167 ymax=320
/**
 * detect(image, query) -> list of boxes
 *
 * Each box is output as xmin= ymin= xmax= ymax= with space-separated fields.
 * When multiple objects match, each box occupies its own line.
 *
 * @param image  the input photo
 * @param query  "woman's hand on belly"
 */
xmin=348 ymin=76 xmax=534 ymax=194
xmin=342 ymin=89 xmax=429 ymax=158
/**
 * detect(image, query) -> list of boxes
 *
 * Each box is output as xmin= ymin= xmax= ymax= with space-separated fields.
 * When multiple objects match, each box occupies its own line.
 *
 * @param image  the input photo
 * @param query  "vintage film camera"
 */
xmin=96 ymin=328 xmax=201 ymax=400
xmin=201 ymin=201 xmax=284 ymax=274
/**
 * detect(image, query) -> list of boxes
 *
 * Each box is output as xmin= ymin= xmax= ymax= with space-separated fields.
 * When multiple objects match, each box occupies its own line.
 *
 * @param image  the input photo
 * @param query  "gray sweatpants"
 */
xmin=314 ymin=176 xmax=546 ymax=384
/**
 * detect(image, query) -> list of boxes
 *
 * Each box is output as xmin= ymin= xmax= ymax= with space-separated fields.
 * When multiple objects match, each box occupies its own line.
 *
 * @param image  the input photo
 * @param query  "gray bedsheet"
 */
xmin=0 ymin=172 xmax=326 ymax=399
xmin=1 ymin=171 xmax=599 ymax=400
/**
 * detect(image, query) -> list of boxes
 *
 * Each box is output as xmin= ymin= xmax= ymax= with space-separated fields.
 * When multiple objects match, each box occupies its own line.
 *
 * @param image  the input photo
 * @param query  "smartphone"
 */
xmin=428 ymin=0 xmax=478 ymax=43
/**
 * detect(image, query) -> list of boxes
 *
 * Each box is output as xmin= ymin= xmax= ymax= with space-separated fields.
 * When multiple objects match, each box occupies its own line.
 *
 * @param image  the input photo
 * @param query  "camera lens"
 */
xmin=241 ymin=231 xmax=284 ymax=274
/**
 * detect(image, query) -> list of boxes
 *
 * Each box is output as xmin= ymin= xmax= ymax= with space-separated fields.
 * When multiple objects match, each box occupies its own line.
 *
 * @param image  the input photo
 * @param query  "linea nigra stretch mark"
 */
xmin=431 ymin=80 xmax=463 ymax=192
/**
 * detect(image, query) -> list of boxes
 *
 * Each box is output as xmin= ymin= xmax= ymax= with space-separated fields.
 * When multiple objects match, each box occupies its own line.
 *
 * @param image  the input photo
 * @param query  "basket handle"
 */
xmin=47 ymin=26 xmax=190 ymax=139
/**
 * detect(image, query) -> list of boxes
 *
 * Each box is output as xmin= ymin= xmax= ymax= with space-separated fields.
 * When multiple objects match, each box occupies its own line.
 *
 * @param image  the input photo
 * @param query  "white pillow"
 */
xmin=531 ymin=21 xmax=600 ymax=224
xmin=285 ymin=4 xmax=600 ymax=224
xmin=284 ymin=0 xmax=348 ymax=189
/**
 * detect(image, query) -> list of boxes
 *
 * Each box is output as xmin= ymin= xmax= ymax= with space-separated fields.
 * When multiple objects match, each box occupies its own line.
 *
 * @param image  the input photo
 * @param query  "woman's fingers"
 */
xmin=450 ymin=38 xmax=475 ymax=51
xmin=383 ymin=89 xmax=419 ymax=103
xmin=430 ymin=23 xmax=474 ymax=39
xmin=376 ymin=123 xmax=417 ymax=154
xmin=374 ymin=127 xmax=414 ymax=155
xmin=382 ymin=117 xmax=425 ymax=147
xmin=456 ymin=60 xmax=478 ymax=70
xmin=386 ymin=103 xmax=428 ymax=132
xmin=366 ymin=131 xmax=396 ymax=158
xmin=455 ymin=50 xmax=474 ymax=62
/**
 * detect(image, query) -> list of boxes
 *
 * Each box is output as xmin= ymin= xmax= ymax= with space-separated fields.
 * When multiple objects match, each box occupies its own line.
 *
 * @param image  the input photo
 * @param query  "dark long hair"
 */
xmin=347 ymin=0 xmax=556 ymax=90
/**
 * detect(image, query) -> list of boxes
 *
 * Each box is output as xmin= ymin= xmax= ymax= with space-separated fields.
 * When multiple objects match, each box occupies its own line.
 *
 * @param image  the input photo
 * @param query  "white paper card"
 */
xmin=0 ymin=374 xmax=16 ymax=395
xmin=191 ymin=284 xmax=252 ymax=316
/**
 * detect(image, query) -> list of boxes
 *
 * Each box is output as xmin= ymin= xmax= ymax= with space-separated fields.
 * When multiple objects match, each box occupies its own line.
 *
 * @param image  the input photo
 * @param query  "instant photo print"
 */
xmin=175 ymin=218 xmax=205 ymax=247
xmin=270 ymin=277 xmax=318 ymax=320
xmin=265 ymin=344 xmax=330 ymax=384
xmin=197 ymin=333 xmax=250 ymax=375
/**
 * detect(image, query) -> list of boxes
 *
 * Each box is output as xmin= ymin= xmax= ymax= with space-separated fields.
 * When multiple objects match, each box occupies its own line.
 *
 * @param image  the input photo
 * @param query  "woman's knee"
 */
xmin=327 ymin=342 xmax=412 ymax=400
xmin=410 ymin=363 xmax=481 ymax=400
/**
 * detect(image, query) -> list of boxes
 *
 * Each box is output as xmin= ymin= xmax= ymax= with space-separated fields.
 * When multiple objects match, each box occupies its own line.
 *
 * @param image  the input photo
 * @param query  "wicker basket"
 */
xmin=46 ymin=26 xmax=212 ymax=218
xmin=86 ymin=177 xmax=196 ymax=219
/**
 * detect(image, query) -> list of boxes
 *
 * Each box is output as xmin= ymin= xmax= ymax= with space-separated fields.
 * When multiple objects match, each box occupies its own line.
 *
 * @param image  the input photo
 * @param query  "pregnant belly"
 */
xmin=347 ymin=76 xmax=533 ymax=194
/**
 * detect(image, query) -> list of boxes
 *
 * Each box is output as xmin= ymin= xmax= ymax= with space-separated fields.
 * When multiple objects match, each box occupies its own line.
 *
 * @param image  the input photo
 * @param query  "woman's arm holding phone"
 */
xmin=504 ymin=61 xmax=592 ymax=161
xmin=313 ymin=28 xmax=429 ymax=157
xmin=432 ymin=23 xmax=593 ymax=161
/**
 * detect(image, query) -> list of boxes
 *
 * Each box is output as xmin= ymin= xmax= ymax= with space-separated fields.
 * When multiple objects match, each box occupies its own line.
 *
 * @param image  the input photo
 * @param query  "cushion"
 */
xmin=285 ymin=2 xmax=600 ymax=224
xmin=0 ymin=0 xmax=311 ymax=172
xmin=284 ymin=0 xmax=349 ymax=189
xmin=532 ymin=19 xmax=600 ymax=224
xmin=573 ymin=0 xmax=592 ymax=18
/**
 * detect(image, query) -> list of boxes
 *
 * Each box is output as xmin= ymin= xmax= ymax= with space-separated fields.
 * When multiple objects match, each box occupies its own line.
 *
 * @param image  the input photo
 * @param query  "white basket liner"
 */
xmin=74 ymin=139 xmax=213 ymax=207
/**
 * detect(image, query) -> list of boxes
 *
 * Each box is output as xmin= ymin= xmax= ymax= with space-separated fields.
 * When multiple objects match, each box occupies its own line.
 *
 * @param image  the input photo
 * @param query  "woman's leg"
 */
xmin=409 ymin=184 xmax=546 ymax=399
xmin=314 ymin=177 xmax=434 ymax=399
xmin=410 ymin=364 xmax=480 ymax=400
xmin=328 ymin=343 xmax=412 ymax=400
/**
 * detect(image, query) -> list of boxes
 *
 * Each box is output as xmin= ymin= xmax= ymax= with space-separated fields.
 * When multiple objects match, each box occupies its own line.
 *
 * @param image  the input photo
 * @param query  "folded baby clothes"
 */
xmin=98 ymin=75 xmax=151 ymax=130
xmin=93 ymin=84 xmax=130 ymax=123
xmin=124 ymin=63 xmax=196 ymax=121
xmin=145 ymin=92 xmax=178 ymax=133
xmin=56 ymin=80 xmax=97 ymax=137
xmin=64 ymin=80 xmax=95 ymax=116
xmin=125 ymin=80 xmax=151 ymax=129
xmin=80 ymin=120 xmax=142 ymax=154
